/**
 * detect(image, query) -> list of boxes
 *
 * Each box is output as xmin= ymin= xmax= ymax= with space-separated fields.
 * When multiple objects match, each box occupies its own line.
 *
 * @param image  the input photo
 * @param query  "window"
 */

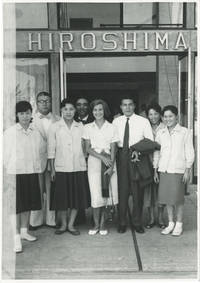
xmin=59 ymin=3 xmax=120 ymax=29
xmin=159 ymin=3 xmax=183 ymax=27
xmin=123 ymin=3 xmax=157 ymax=26
xmin=16 ymin=58 xmax=49 ymax=114
xmin=16 ymin=3 xmax=48 ymax=29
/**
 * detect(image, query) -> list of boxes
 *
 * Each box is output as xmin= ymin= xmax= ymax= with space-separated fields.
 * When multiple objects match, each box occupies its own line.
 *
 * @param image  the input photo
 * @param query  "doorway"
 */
xmin=66 ymin=72 xmax=156 ymax=117
xmin=64 ymin=55 xmax=157 ymax=117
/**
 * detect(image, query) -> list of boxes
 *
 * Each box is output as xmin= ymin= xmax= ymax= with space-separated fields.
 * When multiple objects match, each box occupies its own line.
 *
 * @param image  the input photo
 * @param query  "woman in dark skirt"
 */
xmin=144 ymin=102 xmax=165 ymax=229
xmin=48 ymin=98 xmax=90 ymax=235
xmin=4 ymin=101 xmax=45 ymax=253
xmin=153 ymin=105 xmax=195 ymax=236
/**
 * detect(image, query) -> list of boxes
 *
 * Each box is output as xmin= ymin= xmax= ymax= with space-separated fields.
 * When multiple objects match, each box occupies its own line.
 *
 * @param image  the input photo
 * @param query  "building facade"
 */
xmin=7 ymin=2 xmax=198 ymax=182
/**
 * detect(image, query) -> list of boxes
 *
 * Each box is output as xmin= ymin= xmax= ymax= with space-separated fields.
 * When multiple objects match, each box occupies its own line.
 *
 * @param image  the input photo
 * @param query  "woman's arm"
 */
xmin=182 ymin=129 xmax=195 ymax=184
xmin=104 ymin=142 xmax=117 ymax=176
xmin=49 ymin=158 xmax=55 ymax=181
xmin=84 ymin=139 xmax=112 ymax=167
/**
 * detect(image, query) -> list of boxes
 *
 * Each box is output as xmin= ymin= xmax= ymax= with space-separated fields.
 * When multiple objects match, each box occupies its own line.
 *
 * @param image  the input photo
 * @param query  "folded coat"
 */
xmin=129 ymin=138 xmax=161 ymax=188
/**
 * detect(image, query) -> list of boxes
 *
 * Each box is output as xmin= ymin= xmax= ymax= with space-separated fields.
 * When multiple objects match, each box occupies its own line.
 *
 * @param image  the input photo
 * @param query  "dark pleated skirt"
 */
xmin=16 ymin=174 xmax=41 ymax=214
xmin=158 ymin=172 xmax=185 ymax=205
xmin=51 ymin=171 xmax=91 ymax=210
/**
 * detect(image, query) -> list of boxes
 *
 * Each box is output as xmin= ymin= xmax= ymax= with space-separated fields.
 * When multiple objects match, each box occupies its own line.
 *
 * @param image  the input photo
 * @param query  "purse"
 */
xmin=101 ymin=151 xmax=111 ymax=198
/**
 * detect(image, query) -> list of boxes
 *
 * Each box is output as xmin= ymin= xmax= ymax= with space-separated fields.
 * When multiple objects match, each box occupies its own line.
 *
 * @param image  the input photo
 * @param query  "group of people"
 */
xmin=3 ymin=91 xmax=195 ymax=253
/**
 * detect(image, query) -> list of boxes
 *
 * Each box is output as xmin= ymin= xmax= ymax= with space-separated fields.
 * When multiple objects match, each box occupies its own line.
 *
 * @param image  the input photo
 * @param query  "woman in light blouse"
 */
xmin=48 ymin=98 xmax=90 ymax=235
xmin=83 ymin=99 xmax=118 ymax=236
xmin=144 ymin=103 xmax=165 ymax=229
xmin=153 ymin=105 xmax=195 ymax=236
xmin=4 ymin=101 xmax=45 ymax=253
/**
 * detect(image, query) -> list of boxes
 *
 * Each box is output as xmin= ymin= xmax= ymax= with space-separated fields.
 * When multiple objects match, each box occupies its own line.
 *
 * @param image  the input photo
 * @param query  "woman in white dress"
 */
xmin=83 ymin=99 xmax=119 ymax=235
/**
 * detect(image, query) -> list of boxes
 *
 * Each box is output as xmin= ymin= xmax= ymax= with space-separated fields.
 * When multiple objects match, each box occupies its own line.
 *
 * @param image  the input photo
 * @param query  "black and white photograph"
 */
xmin=2 ymin=0 xmax=199 ymax=280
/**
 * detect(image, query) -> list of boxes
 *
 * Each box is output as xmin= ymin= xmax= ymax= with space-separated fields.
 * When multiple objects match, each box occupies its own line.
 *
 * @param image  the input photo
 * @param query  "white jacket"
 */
xmin=153 ymin=124 xmax=195 ymax=174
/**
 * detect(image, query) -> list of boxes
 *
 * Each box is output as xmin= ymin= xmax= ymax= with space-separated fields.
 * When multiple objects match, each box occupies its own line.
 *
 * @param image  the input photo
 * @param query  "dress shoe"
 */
xmin=145 ymin=222 xmax=155 ymax=229
xmin=55 ymin=228 xmax=67 ymax=235
xmin=29 ymin=225 xmax=42 ymax=231
xmin=117 ymin=225 xmax=127 ymax=233
xmin=134 ymin=226 xmax=145 ymax=234
xmin=68 ymin=229 xmax=80 ymax=236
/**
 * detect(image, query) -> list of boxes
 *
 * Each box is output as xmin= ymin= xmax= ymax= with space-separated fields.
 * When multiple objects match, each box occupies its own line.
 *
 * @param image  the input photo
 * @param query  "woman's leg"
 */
xmin=92 ymin=207 xmax=100 ymax=230
xmin=68 ymin=209 xmax=78 ymax=231
xmin=58 ymin=210 xmax=67 ymax=231
xmin=158 ymin=205 xmax=165 ymax=226
xmin=100 ymin=207 xmax=106 ymax=230
xmin=166 ymin=205 xmax=174 ymax=222
xmin=20 ymin=211 xmax=30 ymax=229
xmin=161 ymin=205 xmax=175 ymax=234
xmin=16 ymin=213 xmax=21 ymax=234
xmin=20 ymin=211 xmax=37 ymax=241
xmin=172 ymin=204 xmax=184 ymax=236
xmin=13 ymin=213 xmax=22 ymax=252
xmin=176 ymin=204 xmax=184 ymax=222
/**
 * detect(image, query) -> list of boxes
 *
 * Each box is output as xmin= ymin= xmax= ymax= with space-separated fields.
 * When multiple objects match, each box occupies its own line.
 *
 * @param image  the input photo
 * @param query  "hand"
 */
xmin=131 ymin=151 xmax=140 ymax=163
xmin=51 ymin=169 xmax=56 ymax=182
xmin=104 ymin=167 xmax=114 ymax=177
xmin=101 ymin=155 xmax=112 ymax=167
xmin=182 ymin=168 xmax=190 ymax=184
xmin=154 ymin=171 xmax=159 ymax=183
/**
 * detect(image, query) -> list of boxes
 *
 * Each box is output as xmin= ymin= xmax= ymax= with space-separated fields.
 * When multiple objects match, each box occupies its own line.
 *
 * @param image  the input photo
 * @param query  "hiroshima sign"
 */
xmin=16 ymin=30 xmax=197 ymax=52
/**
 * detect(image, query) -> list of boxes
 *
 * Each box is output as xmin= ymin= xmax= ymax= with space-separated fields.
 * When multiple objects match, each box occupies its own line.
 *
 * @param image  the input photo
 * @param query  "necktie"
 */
xmin=122 ymin=118 xmax=129 ymax=151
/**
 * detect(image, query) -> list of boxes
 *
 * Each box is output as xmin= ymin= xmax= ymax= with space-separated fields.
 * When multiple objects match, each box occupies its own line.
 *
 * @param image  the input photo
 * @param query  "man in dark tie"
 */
xmin=74 ymin=97 xmax=93 ymax=225
xmin=113 ymin=96 xmax=153 ymax=234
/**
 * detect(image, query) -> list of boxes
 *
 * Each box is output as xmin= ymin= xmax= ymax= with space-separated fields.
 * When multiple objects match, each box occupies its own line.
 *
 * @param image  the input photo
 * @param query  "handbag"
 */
xmin=101 ymin=151 xmax=111 ymax=198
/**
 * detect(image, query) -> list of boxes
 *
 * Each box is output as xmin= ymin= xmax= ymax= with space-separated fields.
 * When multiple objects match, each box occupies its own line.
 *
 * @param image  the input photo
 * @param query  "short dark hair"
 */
xmin=120 ymin=95 xmax=136 ymax=105
xmin=76 ymin=97 xmax=89 ymax=104
xmin=36 ymin=91 xmax=52 ymax=101
xmin=90 ymin=99 xmax=111 ymax=120
xmin=162 ymin=105 xmax=178 ymax=116
xmin=16 ymin=101 xmax=32 ymax=122
xmin=60 ymin=98 xmax=75 ymax=109
xmin=146 ymin=102 xmax=162 ymax=116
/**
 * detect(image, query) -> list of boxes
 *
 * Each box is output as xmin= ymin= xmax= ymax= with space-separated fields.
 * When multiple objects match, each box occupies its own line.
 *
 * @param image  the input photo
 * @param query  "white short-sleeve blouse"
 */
xmin=82 ymin=120 xmax=119 ymax=154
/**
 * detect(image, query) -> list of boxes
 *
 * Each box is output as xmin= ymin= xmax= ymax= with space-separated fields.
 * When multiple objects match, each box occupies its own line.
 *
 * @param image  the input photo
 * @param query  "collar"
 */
xmin=163 ymin=123 xmax=182 ymax=133
xmin=60 ymin=118 xmax=79 ymax=128
xmin=37 ymin=112 xmax=52 ymax=120
xmin=16 ymin=122 xmax=34 ymax=132
xmin=122 ymin=113 xmax=136 ymax=120
xmin=78 ymin=115 xmax=89 ymax=122
xmin=91 ymin=120 xmax=108 ymax=130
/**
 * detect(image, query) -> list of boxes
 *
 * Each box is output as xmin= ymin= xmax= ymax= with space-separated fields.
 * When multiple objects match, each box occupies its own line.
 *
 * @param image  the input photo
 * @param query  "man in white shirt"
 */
xmin=30 ymin=92 xmax=60 ymax=229
xmin=113 ymin=97 xmax=153 ymax=234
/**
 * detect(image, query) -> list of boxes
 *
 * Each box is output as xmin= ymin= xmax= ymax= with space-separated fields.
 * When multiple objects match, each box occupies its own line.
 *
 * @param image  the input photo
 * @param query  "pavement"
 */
xmin=2 ymin=184 xmax=198 ymax=280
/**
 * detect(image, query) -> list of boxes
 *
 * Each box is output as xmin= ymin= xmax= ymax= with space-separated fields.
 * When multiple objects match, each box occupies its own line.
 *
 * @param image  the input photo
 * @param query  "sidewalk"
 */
xmin=4 ymin=185 xmax=198 ymax=279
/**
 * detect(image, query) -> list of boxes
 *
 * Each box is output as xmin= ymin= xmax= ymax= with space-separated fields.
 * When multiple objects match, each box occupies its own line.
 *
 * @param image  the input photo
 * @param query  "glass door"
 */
xmin=178 ymin=48 xmax=196 ymax=183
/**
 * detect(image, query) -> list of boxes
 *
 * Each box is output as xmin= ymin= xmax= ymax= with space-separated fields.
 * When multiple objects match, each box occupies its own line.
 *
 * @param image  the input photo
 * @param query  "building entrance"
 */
xmin=64 ymin=56 xmax=157 ymax=118
xmin=66 ymin=72 xmax=156 ymax=117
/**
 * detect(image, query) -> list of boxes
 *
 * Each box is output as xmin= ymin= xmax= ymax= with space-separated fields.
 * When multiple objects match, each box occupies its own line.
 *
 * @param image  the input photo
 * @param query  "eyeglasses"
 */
xmin=37 ymin=100 xmax=51 ymax=104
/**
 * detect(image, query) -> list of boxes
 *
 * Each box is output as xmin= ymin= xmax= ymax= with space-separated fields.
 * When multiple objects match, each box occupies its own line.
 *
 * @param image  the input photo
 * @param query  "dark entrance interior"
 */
xmin=67 ymin=72 xmax=156 ymax=117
